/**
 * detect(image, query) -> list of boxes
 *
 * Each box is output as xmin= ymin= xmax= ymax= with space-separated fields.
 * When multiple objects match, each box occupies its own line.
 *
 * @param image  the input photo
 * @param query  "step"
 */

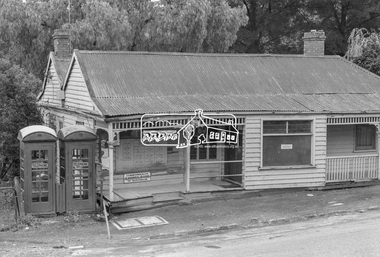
xmin=152 ymin=191 xmax=183 ymax=203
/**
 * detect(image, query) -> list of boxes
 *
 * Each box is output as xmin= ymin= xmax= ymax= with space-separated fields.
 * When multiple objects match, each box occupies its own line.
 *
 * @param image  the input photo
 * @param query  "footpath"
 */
xmin=2 ymin=183 xmax=380 ymax=256
xmin=111 ymin=183 xmax=380 ymax=239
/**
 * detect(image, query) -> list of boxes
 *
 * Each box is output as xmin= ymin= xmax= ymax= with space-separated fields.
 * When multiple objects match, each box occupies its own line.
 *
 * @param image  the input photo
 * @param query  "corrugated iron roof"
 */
xmin=73 ymin=50 xmax=380 ymax=116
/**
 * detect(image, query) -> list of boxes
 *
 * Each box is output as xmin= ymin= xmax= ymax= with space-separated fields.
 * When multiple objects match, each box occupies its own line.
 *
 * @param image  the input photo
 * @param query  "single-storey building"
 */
xmin=38 ymin=30 xmax=380 ymax=212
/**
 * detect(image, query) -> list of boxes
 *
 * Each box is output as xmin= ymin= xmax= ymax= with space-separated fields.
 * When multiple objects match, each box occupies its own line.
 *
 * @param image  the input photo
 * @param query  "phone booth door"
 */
xmin=28 ymin=144 xmax=55 ymax=214
xmin=66 ymin=143 xmax=95 ymax=212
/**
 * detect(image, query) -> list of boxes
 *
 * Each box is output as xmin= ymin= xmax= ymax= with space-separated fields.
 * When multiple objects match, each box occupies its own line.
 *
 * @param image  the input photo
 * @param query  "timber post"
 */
xmin=108 ymin=123 xmax=114 ymax=201
xmin=185 ymin=146 xmax=191 ymax=192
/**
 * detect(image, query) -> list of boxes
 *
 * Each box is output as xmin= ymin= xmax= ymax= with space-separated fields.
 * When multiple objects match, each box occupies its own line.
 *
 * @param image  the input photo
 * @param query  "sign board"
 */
xmin=32 ymin=162 xmax=48 ymax=169
xmin=281 ymin=144 xmax=293 ymax=150
xmin=73 ymin=161 xmax=89 ymax=169
xmin=123 ymin=172 xmax=151 ymax=184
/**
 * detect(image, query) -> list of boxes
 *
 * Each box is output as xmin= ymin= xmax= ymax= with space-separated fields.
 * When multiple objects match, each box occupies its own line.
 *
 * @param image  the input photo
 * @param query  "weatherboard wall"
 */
xmin=64 ymin=58 xmax=96 ymax=113
xmin=244 ymin=115 xmax=327 ymax=189
xmin=40 ymin=62 xmax=62 ymax=107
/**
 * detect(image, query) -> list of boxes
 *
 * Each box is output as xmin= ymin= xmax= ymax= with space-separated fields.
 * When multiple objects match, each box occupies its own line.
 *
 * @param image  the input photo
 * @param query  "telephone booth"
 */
xmin=58 ymin=125 xmax=97 ymax=212
xmin=18 ymin=125 xmax=57 ymax=215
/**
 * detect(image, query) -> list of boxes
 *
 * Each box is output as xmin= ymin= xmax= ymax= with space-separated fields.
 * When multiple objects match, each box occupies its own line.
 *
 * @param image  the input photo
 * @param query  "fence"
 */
xmin=326 ymin=155 xmax=379 ymax=182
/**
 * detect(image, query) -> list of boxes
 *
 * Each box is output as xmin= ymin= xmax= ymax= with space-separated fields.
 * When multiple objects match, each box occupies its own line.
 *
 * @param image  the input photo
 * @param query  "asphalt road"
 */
xmin=73 ymin=211 xmax=380 ymax=256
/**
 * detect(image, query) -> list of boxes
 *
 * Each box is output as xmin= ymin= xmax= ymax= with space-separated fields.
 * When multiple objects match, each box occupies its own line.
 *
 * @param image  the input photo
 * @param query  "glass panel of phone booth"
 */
xmin=27 ymin=145 xmax=54 ymax=214
xmin=31 ymin=150 xmax=50 ymax=202
xmin=72 ymin=148 xmax=89 ymax=200
xmin=66 ymin=143 xmax=94 ymax=212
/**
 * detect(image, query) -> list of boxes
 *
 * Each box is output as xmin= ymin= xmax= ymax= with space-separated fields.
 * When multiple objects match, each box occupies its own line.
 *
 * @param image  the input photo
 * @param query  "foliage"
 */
xmin=304 ymin=0 xmax=380 ymax=55
xmin=0 ymin=0 xmax=71 ymax=79
xmin=231 ymin=0 xmax=380 ymax=55
xmin=0 ymin=58 xmax=43 ymax=180
xmin=65 ymin=210 xmax=81 ymax=223
xmin=64 ymin=0 xmax=133 ymax=50
xmin=20 ymin=214 xmax=42 ymax=228
xmin=66 ymin=0 xmax=247 ymax=53
xmin=0 ymin=0 xmax=247 ymax=79
xmin=346 ymin=28 xmax=380 ymax=76
xmin=232 ymin=0 xmax=308 ymax=53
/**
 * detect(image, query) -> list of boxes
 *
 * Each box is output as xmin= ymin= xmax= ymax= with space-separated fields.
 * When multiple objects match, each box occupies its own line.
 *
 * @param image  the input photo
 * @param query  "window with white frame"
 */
xmin=262 ymin=120 xmax=312 ymax=167
xmin=355 ymin=124 xmax=376 ymax=151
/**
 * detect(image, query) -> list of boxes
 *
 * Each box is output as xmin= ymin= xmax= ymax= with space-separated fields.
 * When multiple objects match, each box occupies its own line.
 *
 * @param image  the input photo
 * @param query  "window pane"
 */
xmin=263 ymin=121 xmax=286 ymax=134
xmin=209 ymin=144 xmax=217 ymax=159
xmin=40 ymin=192 xmax=49 ymax=202
xmin=190 ymin=146 xmax=197 ymax=160
xmin=263 ymin=135 xmax=311 ymax=166
xmin=199 ymin=146 xmax=207 ymax=159
xmin=356 ymin=125 xmax=376 ymax=150
xmin=32 ymin=193 xmax=40 ymax=202
xmin=288 ymin=121 xmax=311 ymax=133
xmin=40 ymin=150 xmax=48 ymax=160
xmin=31 ymin=150 xmax=39 ymax=160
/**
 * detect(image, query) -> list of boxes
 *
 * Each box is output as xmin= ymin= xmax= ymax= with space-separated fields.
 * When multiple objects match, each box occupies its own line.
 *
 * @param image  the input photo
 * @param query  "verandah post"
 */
xmin=108 ymin=123 xmax=114 ymax=201
xmin=185 ymin=146 xmax=190 ymax=192
xmin=377 ymin=124 xmax=380 ymax=180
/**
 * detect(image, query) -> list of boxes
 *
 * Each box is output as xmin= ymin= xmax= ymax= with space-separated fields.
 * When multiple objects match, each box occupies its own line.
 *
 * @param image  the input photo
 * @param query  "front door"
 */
xmin=66 ymin=143 xmax=95 ymax=212
xmin=29 ymin=146 xmax=55 ymax=213
xmin=223 ymin=128 xmax=243 ymax=184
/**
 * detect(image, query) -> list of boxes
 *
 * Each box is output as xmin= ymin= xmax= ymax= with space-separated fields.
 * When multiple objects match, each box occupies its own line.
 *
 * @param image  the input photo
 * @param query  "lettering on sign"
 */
xmin=123 ymin=172 xmax=151 ymax=184
xmin=32 ymin=162 xmax=48 ymax=169
xmin=73 ymin=161 xmax=89 ymax=169
xmin=142 ymin=130 xmax=178 ymax=143
xmin=281 ymin=144 xmax=293 ymax=150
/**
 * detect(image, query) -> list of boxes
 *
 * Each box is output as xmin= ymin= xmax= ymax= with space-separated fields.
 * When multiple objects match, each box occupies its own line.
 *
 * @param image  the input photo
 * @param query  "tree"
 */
xmin=0 ymin=0 xmax=246 ymax=80
xmin=305 ymin=0 xmax=380 ymax=55
xmin=0 ymin=58 xmax=43 ymax=180
xmin=64 ymin=0 xmax=133 ymax=50
xmin=0 ymin=0 xmax=77 ymax=79
xmin=202 ymin=0 xmax=248 ymax=52
xmin=231 ymin=0 xmax=309 ymax=53
xmin=66 ymin=0 xmax=247 ymax=53
xmin=346 ymin=28 xmax=380 ymax=76
xmin=231 ymin=0 xmax=380 ymax=55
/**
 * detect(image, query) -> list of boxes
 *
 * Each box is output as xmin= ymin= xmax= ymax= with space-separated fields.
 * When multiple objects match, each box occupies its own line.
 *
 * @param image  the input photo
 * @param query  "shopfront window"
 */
xmin=262 ymin=120 xmax=312 ymax=167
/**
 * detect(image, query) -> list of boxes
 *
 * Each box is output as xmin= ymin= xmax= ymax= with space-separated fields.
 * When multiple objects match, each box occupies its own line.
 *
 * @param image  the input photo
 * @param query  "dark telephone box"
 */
xmin=18 ymin=125 xmax=57 ymax=215
xmin=58 ymin=125 xmax=97 ymax=212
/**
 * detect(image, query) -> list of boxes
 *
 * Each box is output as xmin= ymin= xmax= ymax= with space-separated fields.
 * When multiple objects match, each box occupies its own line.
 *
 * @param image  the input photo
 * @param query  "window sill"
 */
xmin=353 ymin=149 xmax=377 ymax=153
xmin=259 ymin=165 xmax=317 ymax=171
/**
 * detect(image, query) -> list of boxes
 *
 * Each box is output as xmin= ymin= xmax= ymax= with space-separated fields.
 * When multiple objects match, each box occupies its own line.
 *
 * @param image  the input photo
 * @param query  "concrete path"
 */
xmin=110 ymin=184 xmax=380 ymax=240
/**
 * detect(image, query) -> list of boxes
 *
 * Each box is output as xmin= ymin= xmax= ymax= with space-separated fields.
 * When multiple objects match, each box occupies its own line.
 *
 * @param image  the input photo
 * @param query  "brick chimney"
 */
xmin=52 ymin=29 xmax=71 ymax=58
xmin=302 ymin=30 xmax=326 ymax=56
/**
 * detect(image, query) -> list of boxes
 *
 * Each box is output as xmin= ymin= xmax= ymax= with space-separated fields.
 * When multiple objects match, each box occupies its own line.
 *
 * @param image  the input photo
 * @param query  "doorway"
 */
xmin=223 ymin=126 xmax=243 ymax=184
xmin=65 ymin=143 xmax=95 ymax=212
xmin=29 ymin=146 xmax=55 ymax=213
